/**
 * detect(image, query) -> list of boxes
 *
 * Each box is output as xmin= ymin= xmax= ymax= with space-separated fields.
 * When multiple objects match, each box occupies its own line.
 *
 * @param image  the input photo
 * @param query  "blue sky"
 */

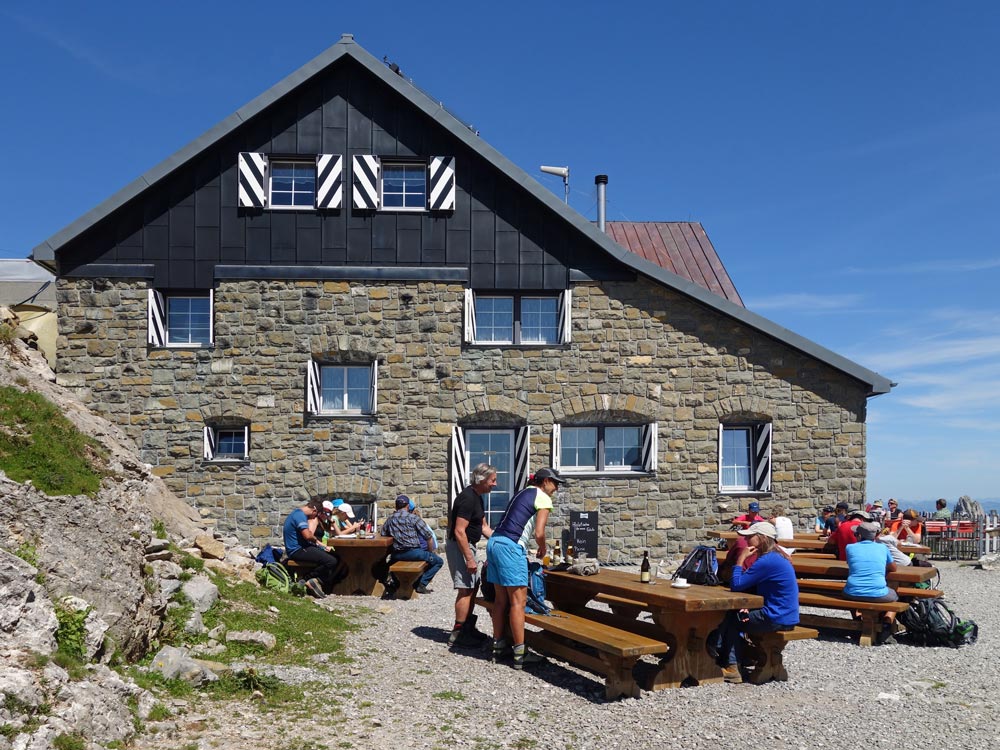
xmin=2 ymin=2 xmax=998 ymax=503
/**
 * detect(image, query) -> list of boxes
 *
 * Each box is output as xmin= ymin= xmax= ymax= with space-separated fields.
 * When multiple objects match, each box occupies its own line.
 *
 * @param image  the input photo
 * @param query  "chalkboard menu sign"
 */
xmin=569 ymin=511 xmax=599 ymax=558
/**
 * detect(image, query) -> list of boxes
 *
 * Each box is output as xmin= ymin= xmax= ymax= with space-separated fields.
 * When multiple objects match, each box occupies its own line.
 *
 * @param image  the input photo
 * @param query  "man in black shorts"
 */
xmin=445 ymin=463 xmax=496 ymax=648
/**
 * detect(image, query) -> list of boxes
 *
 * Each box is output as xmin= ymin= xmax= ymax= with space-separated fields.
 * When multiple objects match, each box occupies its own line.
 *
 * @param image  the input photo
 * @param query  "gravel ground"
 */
xmin=135 ymin=561 xmax=1000 ymax=750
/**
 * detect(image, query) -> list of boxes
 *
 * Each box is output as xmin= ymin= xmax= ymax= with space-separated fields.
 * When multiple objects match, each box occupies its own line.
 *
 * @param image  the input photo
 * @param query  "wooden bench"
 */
xmin=593 ymin=594 xmax=817 ymax=684
xmin=477 ymin=598 xmax=668 ymax=699
xmin=389 ymin=560 xmax=428 ymax=599
xmin=283 ymin=559 xmax=317 ymax=580
xmin=798 ymin=591 xmax=909 ymax=646
xmin=741 ymin=626 xmax=819 ymax=684
xmin=796 ymin=579 xmax=943 ymax=600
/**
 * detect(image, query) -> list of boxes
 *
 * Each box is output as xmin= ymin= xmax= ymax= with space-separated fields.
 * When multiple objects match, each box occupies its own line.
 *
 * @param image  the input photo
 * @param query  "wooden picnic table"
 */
xmin=544 ymin=568 xmax=763 ymax=690
xmin=707 ymin=530 xmax=930 ymax=556
xmin=328 ymin=536 xmax=393 ymax=596
xmin=790 ymin=556 xmax=937 ymax=586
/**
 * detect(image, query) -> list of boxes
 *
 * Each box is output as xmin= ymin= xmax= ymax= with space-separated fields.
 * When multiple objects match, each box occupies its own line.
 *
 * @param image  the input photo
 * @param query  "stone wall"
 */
xmin=55 ymin=276 xmax=869 ymax=560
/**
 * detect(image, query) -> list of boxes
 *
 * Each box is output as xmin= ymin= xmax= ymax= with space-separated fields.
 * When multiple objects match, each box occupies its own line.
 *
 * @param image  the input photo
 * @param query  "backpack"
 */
xmin=255 ymin=544 xmax=284 ymax=566
xmin=673 ymin=545 xmax=720 ymax=586
xmin=525 ymin=561 xmax=550 ymax=615
xmin=255 ymin=562 xmax=292 ymax=594
xmin=898 ymin=598 xmax=978 ymax=648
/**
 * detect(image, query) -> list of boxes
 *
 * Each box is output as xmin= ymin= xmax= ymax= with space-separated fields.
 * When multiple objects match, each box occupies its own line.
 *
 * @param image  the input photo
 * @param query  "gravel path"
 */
xmin=135 ymin=561 xmax=1000 ymax=750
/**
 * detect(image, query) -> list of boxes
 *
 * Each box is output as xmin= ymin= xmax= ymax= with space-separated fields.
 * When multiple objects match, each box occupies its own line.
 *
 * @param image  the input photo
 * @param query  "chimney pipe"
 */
xmin=595 ymin=174 xmax=608 ymax=232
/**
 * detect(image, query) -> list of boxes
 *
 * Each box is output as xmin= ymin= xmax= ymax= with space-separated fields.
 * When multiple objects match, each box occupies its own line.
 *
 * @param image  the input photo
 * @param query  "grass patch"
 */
xmin=152 ymin=518 xmax=167 ymax=538
xmin=512 ymin=739 xmax=537 ymax=750
xmin=146 ymin=703 xmax=172 ymax=722
xmin=52 ymin=734 xmax=86 ymax=750
xmin=200 ymin=577 xmax=360 ymax=666
xmin=175 ymin=549 xmax=205 ymax=573
xmin=54 ymin=603 xmax=89 ymax=661
xmin=0 ymin=386 xmax=108 ymax=495
xmin=432 ymin=690 xmax=465 ymax=701
xmin=127 ymin=669 xmax=196 ymax=700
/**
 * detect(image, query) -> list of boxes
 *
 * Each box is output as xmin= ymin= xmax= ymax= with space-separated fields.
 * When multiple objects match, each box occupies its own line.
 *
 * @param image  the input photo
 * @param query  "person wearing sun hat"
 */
xmin=711 ymin=521 xmax=799 ymax=683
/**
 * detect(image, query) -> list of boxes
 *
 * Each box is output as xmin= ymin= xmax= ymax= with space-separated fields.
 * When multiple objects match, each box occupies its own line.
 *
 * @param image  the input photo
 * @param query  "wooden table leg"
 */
xmin=643 ymin=611 xmax=725 ymax=690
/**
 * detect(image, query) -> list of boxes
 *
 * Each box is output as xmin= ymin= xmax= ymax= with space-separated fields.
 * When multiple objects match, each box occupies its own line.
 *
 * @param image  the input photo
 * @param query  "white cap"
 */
xmin=338 ymin=503 xmax=355 ymax=519
xmin=737 ymin=521 xmax=778 ymax=539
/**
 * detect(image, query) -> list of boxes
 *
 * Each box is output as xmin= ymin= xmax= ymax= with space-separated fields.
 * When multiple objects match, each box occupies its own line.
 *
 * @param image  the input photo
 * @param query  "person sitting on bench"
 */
xmin=713 ymin=521 xmax=799 ymax=684
xmin=381 ymin=494 xmax=443 ymax=594
xmin=283 ymin=500 xmax=343 ymax=599
xmin=844 ymin=521 xmax=898 ymax=643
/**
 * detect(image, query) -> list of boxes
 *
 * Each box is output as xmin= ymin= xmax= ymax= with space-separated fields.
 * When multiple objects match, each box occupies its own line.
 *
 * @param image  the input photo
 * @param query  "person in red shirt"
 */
xmin=831 ymin=509 xmax=871 ymax=560
xmin=732 ymin=501 xmax=766 ymax=528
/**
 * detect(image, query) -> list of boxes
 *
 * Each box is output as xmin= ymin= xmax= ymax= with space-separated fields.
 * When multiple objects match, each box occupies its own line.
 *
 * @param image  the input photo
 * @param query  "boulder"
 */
xmin=979 ymin=552 xmax=1000 ymax=571
xmin=181 ymin=575 xmax=219 ymax=613
xmin=225 ymin=630 xmax=276 ymax=650
xmin=0 ymin=551 xmax=58 ymax=655
xmin=150 ymin=646 xmax=220 ymax=685
xmin=145 ymin=538 xmax=170 ymax=554
xmin=195 ymin=534 xmax=226 ymax=561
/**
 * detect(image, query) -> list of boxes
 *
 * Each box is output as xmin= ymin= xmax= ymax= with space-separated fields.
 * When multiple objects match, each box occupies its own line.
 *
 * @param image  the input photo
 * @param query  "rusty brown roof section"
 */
xmin=605 ymin=222 xmax=744 ymax=307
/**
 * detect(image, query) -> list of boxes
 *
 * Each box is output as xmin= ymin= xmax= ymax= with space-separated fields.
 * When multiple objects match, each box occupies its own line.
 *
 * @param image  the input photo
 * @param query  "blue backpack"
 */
xmin=526 ymin=561 xmax=550 ymax=615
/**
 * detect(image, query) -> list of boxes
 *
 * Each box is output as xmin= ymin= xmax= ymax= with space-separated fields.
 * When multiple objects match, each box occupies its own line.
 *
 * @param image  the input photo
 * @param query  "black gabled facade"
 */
xmin=57 ymin=57 xmax=619 ymax=291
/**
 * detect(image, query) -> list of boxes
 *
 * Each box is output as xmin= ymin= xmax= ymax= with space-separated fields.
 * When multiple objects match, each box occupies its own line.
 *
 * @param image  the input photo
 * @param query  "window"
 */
xmin=719 ymin=423 xmax=771 ymax=493
xmin=381 ymin=163 xmax=427 ymax=210
xmin=203 ymin=424 xmax=249 ymax=462
xmin=450 ymin=425 xmax=531 ymax=529
xmin=464 ymin=290 xmax=571 ymax=346
xmin=306 ymin=361 xmax=378 ymax=416
xmin=553 ymin=424 xmax=657 ymax=474
xmin=148 ymin=290 xmax=213 ymax=348
xmin=269 ymin=161 xmax=316 ymax=208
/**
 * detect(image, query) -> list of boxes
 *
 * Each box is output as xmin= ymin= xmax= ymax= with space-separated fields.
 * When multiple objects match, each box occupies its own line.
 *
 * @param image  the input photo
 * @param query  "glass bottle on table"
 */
xmin=566 ymin=543 xmax=575 ymax=564
xmin=552 ymin=540 xmax=562 ymax=565
xmin=640 ymin=550 xmax=651 ymax=583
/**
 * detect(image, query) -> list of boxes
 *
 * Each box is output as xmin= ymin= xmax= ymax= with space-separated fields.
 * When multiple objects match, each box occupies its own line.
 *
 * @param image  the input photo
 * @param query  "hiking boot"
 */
xmin=491 ymin=638 xmax=513 ymax=662
xmin=721 ymin=664 xmax=743 ymax=684
xmin=304 ymin=578 xmax=326 ymax=599
xmin=450 ymin=629 xmax=486 ymax=649
xmin=461 ymin=614 xmax=491 ymax=643
xmin=513 ymin=645 xmax=546 ymax=670
xmin=414 ymin=584 xmax=433 ymax=594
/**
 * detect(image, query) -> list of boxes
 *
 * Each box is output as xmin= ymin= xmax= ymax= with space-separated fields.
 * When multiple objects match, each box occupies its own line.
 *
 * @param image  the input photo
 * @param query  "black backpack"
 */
xmin=673 ymin=545 xmax=720 ymax=586
xmin=898 ymin=598 xmax=978 ymax=648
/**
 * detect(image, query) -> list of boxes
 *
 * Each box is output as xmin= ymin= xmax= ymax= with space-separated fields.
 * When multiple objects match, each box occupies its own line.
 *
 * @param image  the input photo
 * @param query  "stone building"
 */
xmin=32 ymin=36 xmax=890 ymax=558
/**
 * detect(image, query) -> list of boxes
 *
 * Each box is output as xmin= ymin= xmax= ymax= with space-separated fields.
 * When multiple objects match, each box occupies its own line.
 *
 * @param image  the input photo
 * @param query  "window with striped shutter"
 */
xmin=238 ymin=152 xmax=268 ymax=208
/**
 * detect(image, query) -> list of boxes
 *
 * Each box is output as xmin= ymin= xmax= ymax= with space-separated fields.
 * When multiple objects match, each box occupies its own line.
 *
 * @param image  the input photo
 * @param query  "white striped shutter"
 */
xmin=551 ymin=424 xmax=562 ymax=471
xmin=428 ymin=156 xmax=456 ymax=211
xmin=463 ymin=289 xmax=477 ymax=344
xmin=369 ymin=360 xmax=379 ymax=415
xmin=316 ymin=154 xmax=343 ymax=209
xmin=513 ymin=426 xmax=531 ymax=493
xmin=208 ymin=288 xmax=215 ymax=344
xmin=558 ymin=289 xmax=573 ymax=344
xmin=238 ymin=152 xmax=268 ymax=208
xmin=242 ymin=425 xmax=250 ymax=460
xmin=203 ymin=426 xmax=216 ymax=460
xmin=753 ymin=423 xmax=772 ymax=492
xmin=147 ymin=289 xmax=165 ymax=346
xmin=352 ymin=155 xmax=380 ymax=209
xmin=641 ymin=422 xmax=659 ymax=472
xmin=306 ymin=360 xmax=321 ymax=414
xmin=450 ymin=426 xmax=469 ymax=507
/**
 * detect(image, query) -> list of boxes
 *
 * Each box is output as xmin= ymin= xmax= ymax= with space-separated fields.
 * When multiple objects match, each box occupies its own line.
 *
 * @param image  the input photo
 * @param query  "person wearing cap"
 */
xmin=732 ymin=501 xmax=766 ymax=528
xmin=406 ymin=497 xmax=438 ymax=552
xmin=332 ymin=502 xmax=363 ymax=537
xmin=713 ymin=521 xmax=799 ymax=683
xmin=815 ymin=505 xmax=838 ymax=535
xmin=308 ymin=499 xmax=340 ymax=541
xmin=380 ymin=494 xmax=443 ymax=594
xmin=834 ymin=501 xmax=850 ymax=524
xmin=446 ymin=463 xmax=497 ymax=649
xmin=486 ymin=467 xmax=566 ymax=670
xmin=830 ymin=509 xmax=871 ymax=560
xmin=282 ymin=499 xmax=342 ymax=598
xmin=844 ymin=521 xmax=898 ymax=643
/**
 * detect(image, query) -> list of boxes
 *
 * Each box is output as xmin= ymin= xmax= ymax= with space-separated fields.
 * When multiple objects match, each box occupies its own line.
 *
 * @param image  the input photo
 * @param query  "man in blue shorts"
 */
xmin=486 ymin=467 xmax=568 ymax=669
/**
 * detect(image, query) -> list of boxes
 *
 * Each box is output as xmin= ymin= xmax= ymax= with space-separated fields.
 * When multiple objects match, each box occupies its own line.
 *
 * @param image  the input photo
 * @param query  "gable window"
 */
xmin=719 ymin=423 xmax=771 ymax=493
xmin=464 ymin=290 xmax=571 ymax=346
xmin=203 ymin=424 xmax=249 ymax=462
xmin=306 ymin=361 xmax=378 ymax=416
xmin=381 ymin=163 xmax=427 ymax=210
xmin=553 ymin=424 xmax=657 ymax=474
xmin=148 ymin=290 xmax=213 ymax=348
xmin=269 ymin=161 xmax=316 ymax=208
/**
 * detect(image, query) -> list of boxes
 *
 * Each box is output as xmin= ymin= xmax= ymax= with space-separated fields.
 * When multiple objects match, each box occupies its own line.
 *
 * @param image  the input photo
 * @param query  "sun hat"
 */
xmin=738 ymin=521 xmax=777 ymax=539
xmin=338 ymin=503 xmax=356 ymax=518
xmin=873 ymin=500 xmax=884 ymax=508
xmin=848 ymin=509 xmax=873 ymax=521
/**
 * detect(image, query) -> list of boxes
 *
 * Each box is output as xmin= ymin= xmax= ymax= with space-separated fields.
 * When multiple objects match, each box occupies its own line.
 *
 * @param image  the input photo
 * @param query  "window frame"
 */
xmin=379 ymin=161 xmax=428 ymax=212
xmin=466 ymin=290 xmax=569 ymax=347
xmin=268 ymin=159 xmax=317 ymax=210
xmin=556 ymin=424 xmax=647 ymax=475
xmin=718 ymin=422 xmax=772 ymax=495
xmin=203 ymin=424 xmax=250 ymax=463
xmin=149 ymin=289 xmax=214 ymax=349
xmin=306 ymin=360 xmax=379 ymax=418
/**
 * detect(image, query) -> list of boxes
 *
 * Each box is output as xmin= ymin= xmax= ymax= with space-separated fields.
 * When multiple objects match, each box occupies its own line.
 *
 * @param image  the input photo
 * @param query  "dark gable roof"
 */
xmin=30 ymin=34 xmax=892 ymax=397
xmin=606 ymin=222 xmax=744 ymax=307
